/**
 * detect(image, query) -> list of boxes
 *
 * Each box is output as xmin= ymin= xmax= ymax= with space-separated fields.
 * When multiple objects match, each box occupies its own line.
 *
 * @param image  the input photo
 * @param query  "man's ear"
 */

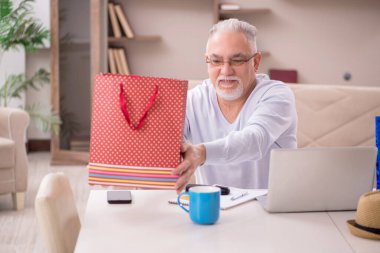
xmin=253 ymin=52 xmax=262 ymax=72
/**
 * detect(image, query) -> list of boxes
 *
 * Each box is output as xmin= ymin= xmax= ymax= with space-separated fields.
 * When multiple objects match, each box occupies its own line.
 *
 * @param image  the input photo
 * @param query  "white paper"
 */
xmin=220 ymin=188 xmax=268 ymax=210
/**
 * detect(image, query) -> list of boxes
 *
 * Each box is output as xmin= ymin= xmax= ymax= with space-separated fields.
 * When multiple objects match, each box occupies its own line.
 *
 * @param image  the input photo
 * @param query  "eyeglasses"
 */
xmin=206 ymin=53 xmax=257 ymax=67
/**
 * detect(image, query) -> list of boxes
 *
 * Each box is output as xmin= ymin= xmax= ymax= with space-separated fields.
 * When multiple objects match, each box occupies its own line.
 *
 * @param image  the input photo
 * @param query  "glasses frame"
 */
xmin=205 ymin=53 xmax=258 ymax=67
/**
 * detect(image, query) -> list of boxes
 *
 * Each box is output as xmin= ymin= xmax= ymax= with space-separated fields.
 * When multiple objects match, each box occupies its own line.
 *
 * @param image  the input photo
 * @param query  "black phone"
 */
xmin=107 ymin=190 xmax=132 ymax=204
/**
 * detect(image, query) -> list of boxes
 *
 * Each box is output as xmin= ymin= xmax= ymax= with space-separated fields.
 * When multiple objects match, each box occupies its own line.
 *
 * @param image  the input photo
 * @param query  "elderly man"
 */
xmin=173 ymin=19 xmax=297 ymax=193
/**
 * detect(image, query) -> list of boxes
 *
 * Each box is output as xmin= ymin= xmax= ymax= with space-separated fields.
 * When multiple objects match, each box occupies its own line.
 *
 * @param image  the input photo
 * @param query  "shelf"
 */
xmin=219 ymin=8 xmax=271 ymax=15
xmin=108 ymin=35 xmax=161 ymax=43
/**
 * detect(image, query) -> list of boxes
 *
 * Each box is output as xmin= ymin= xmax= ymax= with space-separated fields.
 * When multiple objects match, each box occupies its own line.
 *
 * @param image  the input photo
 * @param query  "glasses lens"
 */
xmin=230 ymin=59 xmax=247 ymax=66
xmin=209 ymin=58 xmax=223 ymax=66
xmin=206 ymin=54 xmax=256 ymax=67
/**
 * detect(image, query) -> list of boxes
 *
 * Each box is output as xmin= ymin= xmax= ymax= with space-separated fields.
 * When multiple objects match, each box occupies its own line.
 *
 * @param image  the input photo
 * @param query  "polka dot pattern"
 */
xmin=89 ymin=74 xmax=188 ymax=171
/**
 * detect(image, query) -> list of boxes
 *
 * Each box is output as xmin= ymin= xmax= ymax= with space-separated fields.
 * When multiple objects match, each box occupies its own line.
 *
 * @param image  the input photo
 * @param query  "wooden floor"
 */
xmin=0 ymin=152 xmax=91 ymax=253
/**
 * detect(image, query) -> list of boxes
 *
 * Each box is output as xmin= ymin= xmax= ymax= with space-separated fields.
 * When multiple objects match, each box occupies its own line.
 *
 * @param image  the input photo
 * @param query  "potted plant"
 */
xmin=0 ymin=0 xmax=60 ymax=134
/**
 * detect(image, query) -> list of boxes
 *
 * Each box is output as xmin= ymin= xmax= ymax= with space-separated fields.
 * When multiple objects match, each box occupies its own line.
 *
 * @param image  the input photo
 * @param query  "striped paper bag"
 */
xmin=88 ymin=74 xmax=188 ymax=189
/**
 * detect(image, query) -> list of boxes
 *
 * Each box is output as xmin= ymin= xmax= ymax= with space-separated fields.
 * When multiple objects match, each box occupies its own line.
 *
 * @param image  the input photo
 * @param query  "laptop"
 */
xmin=257 ymin=147 xmax=378 ymax=213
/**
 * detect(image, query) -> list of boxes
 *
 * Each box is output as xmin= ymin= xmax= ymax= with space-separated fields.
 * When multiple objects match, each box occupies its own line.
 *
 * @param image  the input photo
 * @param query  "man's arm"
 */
xmin=206 ymin=87 xmax=296 ymax=165
xmin=174 ymin=86 xmax=297 ymax=192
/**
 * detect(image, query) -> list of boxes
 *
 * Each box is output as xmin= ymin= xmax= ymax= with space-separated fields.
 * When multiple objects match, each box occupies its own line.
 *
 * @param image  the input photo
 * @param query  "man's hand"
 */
xmin=173 ymin=143 xmax=206 ymax=194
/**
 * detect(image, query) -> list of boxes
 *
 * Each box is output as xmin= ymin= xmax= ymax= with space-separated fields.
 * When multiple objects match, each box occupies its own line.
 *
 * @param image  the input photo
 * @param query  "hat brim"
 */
xmin=347 ymin=220 xmax=380 ymax=240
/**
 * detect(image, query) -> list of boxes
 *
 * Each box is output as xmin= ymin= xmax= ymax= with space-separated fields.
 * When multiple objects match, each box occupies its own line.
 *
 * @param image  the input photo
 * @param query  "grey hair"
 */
xmin=206 ymin=18 xmax=258 ymax=53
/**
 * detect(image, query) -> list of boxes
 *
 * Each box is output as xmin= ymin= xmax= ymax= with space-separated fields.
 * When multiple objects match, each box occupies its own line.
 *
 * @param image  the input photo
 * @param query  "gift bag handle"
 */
xmin=119 ymin=83 xmax=159 ymax=130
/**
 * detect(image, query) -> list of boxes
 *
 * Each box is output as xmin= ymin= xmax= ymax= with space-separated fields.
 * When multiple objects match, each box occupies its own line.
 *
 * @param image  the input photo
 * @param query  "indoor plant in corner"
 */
xmin=0 ymin=0 xmax=60 ymax=135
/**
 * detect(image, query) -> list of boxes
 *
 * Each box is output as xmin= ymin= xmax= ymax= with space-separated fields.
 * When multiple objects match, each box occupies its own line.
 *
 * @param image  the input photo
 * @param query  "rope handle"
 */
xmin=119 ymin=83 xmax=159 ymax=130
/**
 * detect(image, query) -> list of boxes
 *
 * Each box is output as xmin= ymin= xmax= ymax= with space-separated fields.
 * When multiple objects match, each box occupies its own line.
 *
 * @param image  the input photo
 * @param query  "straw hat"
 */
xmin=347 ymin=190 xmax=380 ymax=240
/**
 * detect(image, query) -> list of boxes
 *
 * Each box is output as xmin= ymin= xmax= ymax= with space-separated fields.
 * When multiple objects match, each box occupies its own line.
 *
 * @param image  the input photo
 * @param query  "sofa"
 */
xmin=188 ymin=81 xmax=380 ymax=147
xmin=290 ymin=84 xmax=380 ymax=148
xmin=0 ymin=107 xmax=30 ymax=210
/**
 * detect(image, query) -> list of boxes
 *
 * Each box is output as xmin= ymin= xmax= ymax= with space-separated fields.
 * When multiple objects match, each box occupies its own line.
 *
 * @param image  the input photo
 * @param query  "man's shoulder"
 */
xmin=256 ymin=74 xmax=293 ymax=95
xmin=257 ymin=74 xmax=284 ymax=88
xmin=251 ymin=74 xmax=295 ymax=104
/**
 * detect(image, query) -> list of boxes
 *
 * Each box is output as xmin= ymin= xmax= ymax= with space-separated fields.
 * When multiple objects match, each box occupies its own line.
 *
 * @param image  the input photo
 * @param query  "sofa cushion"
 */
xmin=0 ymin=137 xmax=15 ymax=168
xmin=289 ymin=84 xmax=380 ymax=147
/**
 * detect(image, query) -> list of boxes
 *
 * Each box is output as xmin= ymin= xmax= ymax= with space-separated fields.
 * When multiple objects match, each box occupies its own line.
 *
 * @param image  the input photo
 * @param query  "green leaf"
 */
xmin=0 ymin=68 xmax=50 ymax=107
xmin=0 ymin=0 xmax=12 ymax=18
xmin=0 ymin=0 xmax=49 ymax=51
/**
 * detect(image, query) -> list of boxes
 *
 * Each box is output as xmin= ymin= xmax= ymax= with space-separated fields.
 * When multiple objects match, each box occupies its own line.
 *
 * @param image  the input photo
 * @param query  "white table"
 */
xmin=75 ymin=190 xmax=380 ymax=253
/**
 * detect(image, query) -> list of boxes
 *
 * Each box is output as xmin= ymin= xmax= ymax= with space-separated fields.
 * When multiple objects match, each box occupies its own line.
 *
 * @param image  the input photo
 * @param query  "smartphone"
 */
xmin=107 ymin=190 xmax=132 ymax=204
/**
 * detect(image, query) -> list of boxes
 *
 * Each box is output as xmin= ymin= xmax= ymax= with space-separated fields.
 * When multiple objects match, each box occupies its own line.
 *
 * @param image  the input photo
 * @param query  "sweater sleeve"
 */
xmin=203 ymin=86 xmax=296 ymax=165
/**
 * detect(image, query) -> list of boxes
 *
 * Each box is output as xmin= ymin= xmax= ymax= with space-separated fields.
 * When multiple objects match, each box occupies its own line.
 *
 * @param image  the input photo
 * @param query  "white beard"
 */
xmin=215 ymin=76 xmax=244 ymax=101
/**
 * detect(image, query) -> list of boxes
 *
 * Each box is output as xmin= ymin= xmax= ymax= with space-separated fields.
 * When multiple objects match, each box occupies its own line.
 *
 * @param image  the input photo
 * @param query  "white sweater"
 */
xmin=184 ymin=74 xmax=298 ymax=189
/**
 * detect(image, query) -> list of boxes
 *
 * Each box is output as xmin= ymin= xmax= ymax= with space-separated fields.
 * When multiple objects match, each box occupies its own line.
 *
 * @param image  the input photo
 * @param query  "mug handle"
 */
xmin=177 ymin=192 xmax=189 ymax=213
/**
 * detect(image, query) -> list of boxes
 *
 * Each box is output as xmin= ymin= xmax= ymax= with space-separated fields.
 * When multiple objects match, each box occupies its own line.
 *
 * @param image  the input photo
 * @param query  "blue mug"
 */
xmin=177 ymin=186 xmax=220 ymax=225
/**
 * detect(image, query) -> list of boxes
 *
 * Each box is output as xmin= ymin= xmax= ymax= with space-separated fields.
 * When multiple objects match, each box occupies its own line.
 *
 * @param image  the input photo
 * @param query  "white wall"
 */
xmin=0 ymin=49 xmax=25 ymax=108
xmin=231 ymin=0 xmax=380 ymax=86
xmin=25 ymin=0 xmax=51 ymax=139
xmin=33 ymin=0 xmax=50 ymax=46
xmin=26 ymin=49 xmax=51 ymax=139
xmin=0 ymin=0 xmax=26 ymax=108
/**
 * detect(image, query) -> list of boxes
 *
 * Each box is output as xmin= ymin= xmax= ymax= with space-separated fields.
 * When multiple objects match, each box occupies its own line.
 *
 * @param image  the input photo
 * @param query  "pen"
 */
xmin=230 ymin=191 xmax=249 ymax=201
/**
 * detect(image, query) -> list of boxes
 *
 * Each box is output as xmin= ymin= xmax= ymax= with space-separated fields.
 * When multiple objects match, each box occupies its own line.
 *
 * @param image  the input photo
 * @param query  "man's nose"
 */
xmin=220 ymin=62 xmax=234 ymax=75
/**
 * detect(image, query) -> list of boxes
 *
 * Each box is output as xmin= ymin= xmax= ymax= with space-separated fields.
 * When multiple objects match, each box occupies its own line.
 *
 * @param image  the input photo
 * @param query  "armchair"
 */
xmin=0 ymin=107 xmax=30 ymax=210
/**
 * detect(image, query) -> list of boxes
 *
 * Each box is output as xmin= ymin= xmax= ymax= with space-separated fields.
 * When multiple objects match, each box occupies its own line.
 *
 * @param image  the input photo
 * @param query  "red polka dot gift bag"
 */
xmin=88 ymin=74 xmax=188 ymax=189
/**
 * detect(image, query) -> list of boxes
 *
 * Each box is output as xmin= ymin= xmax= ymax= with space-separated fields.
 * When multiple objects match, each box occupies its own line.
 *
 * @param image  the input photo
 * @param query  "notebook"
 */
xmin=169 ymin=188 xmax=267 ymax=210
xmin=257 ymin=147 xmax=378 ymax=213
